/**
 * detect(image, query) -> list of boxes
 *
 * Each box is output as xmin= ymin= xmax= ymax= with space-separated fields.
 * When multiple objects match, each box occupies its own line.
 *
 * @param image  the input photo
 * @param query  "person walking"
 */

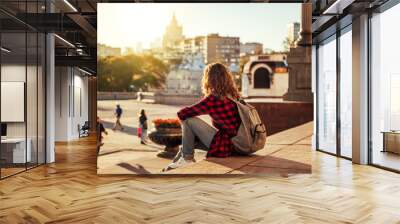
xmin=138 ymin=109 xmax=148 ymax=144
xmin=113 ymin=104 xmax=124 ymax=131
xmin=96 ymin=116 xmax=108 ymax=154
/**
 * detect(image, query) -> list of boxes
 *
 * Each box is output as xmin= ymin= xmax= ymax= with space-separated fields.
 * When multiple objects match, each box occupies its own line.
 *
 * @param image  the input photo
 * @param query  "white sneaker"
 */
xmin=163 ymin=157 xmax=195 ymax=171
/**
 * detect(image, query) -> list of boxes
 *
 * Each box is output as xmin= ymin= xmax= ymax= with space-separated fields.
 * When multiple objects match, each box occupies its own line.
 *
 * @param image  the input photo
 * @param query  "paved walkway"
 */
xmin=97 ymin=100 xmax=311 ymax=175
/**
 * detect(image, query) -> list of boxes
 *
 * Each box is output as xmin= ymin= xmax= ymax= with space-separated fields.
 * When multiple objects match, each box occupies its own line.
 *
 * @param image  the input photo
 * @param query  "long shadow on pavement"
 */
xmin=117 ymin=163 xmax=151 ymax=174
xmin=98 ymin=147 xmax=161 ymax=157
xmin=102 ymin=120 xmax=138 ymax=136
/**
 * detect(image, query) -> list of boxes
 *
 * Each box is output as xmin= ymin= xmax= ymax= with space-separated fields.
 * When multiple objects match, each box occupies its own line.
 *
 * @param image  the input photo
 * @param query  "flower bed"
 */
xmin=149 ymin=118 xmax=182 ymax=159
xmin=152 ymin=118 xmax=181 ymax=129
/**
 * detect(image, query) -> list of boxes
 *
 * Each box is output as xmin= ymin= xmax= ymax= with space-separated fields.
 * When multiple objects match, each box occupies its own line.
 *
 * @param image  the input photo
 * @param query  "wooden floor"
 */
xmin=1 ymin=135 xmax=400 ymax=223
xmin=1 ymin=167 xmax=26 ymax=178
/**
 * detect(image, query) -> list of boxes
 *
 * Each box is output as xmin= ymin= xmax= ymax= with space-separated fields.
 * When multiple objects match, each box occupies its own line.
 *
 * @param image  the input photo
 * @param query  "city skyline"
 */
xmin=98 ymin=3 xmax=301 ymax=52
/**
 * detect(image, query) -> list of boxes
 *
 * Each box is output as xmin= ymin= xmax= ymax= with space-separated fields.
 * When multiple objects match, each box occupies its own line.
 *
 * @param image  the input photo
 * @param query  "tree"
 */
xmin=239 ymin=55 xmax=250 ymax=74
xmin=282 ymin=37 xmax=296 ymax=53
xmin=98 ymin=53 xmax=169 ymax=92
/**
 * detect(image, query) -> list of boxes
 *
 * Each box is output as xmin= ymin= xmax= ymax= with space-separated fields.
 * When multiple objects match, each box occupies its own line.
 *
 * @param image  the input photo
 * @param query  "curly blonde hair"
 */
xmin=202 ymin=63 xmax=240 ymax=99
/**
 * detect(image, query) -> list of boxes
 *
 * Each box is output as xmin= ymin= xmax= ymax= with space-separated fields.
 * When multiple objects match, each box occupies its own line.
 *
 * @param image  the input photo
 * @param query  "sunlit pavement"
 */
xmin=97 ymin=99 xmax=311 ymax=175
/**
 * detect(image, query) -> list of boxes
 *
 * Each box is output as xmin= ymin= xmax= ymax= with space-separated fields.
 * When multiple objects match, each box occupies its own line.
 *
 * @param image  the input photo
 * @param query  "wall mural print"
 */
xmin=96 ymin=3 xmax=313 ymax=175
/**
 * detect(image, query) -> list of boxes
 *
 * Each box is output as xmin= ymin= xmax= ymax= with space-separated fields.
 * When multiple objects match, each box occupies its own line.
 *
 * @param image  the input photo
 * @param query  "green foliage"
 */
xmin=239 ymin=55 xmax=250 ymax=74
xmin=282 ymin=37 xmax=296 ymax=53
xmin=98 ymin=53 xmax=169 ymax=92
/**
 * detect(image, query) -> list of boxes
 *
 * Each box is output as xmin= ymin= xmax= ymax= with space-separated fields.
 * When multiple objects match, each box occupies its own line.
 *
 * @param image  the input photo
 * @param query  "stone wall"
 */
xmin=98 ymin=92 xmax=137 ymax=100
xmin=155 ymin=94 xmax=313 ymax=135
xmin=250 ymin=101 xmax=313 ymax=135
xmin=98 ymin=91 xmax=313 ymax=135
xmin=155 ymin=94 xmax=200 ymax=105
xmin=98 ymin=91 xmax=200 ymax=105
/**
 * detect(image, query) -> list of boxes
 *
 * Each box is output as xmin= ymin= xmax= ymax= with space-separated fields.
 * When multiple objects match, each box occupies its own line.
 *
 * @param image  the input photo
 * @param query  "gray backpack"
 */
xmin=229 ymin=98 xmax=267 ymax=154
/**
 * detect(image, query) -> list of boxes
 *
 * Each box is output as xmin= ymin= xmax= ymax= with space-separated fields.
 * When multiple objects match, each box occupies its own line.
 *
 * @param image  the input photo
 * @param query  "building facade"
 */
xmin=240 ymin=42 xmax=263 ymax=56
xmin=287 ymin=22 xmax=300 ymax=45
xmin=205 ymin=34 xmax=240 ymax=66
xmin=182 ymin=36 xmax=206 ymax=57
xmin=162 ymin=13 xmax=184 ymax=50
xmin=241 ymin=55 xmax=288 ymax=98
xmin=181 ymin=34 xmax=240 ymax=67
xmin=160 ymin=15 xmax=240 ymax=68
xmin=97 ymin=44 xmax=121 ymax=57
xmin=166 ymin=53 xmax=205 ymax=95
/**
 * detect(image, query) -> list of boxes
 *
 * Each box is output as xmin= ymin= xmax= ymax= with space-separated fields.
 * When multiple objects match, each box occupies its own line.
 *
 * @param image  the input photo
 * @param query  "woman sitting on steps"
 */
xmin=164 ymin=62 xmax=242 ymax=171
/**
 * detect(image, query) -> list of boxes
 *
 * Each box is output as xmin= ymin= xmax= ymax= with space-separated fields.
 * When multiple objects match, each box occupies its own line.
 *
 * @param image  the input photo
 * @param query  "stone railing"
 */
xmin=98 ymin=91 xmax=200 ymax=106
xmin=154 ymin=92 xmax=200 ymax=105
xmin=250 ymin=101 xmax=313 ymax=135
xmin=97 ymin=92 xmax=137 ymax=100
xmin=98 ymin=91 xmax=313 ymax=135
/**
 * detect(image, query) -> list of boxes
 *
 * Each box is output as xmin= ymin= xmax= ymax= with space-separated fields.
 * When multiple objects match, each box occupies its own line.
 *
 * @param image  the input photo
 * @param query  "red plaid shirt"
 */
xmin=177 ymin=94 xmax=241 ymax=157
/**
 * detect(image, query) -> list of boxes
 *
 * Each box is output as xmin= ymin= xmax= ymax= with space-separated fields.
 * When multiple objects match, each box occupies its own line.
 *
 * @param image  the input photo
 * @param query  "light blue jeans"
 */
xmin=174 ymin=117 xmax=217 ymax=161
xmin=139 ymin=124 xmax=147 ymax=142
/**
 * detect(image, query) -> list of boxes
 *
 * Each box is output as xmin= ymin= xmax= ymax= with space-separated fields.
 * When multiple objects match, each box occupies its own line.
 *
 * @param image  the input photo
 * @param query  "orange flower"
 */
xmin=152 ymin=118 xmax=181 ymax=128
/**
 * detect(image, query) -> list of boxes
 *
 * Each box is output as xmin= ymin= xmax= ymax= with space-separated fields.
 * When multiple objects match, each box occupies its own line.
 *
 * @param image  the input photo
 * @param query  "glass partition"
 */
xmin=339 ymin=27 xmax=352 ymax=158
xmin=27 ymin=31 xmax=38 ymax=169
xmin=370 ymin=3 xmax=400 ymax=171
xmin=38 ymin=32 xmax=46 ymax=165
xmin=0 ymin=31 xmax=28 ymax=177
xmin=0 ymin=3 xmax=46 ymax=179
xmin=317 ymin=35 xmax=337 ymax=154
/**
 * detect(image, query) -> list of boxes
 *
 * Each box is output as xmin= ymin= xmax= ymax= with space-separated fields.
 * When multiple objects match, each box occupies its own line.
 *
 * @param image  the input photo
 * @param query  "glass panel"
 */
xmin=371 ymin=4 xmax=400 ymax=171
xmin=0 ymin=1 xmax=46 ymax=179
xmin=38 ymin=33 xmax=45 ymax=165
xmin=339 ymin=29 xmax=352 ymax=158
xmin=26 ymin=0 xmax=39 ymax=169
xmin=27 ymin=31 xmax=38 ymax=169
xmin=317 ymin=36 xmax=337 ymax=154
xmin=1 ymin=31 xmax=28 ymax=177
xmin=1 ymin=1 xmax=25 ymax=12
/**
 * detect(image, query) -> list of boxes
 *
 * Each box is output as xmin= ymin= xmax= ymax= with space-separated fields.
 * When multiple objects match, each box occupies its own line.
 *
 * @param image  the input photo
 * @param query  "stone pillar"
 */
xmin=46 ymin=34 xmax=55 ymax=163
xmin=54 ymin=67 xmax=72 ymax=142
xmin=352 ymin=14 xmax=369 ymax=165
xmin=46 ymin=33 xmax=55 ymax=159
xmin=241 ymin=73 xmax=249 ymax=98
xmin=297 ymin=3 xmax=312 ymax=47
xmin=46 ymin=1 xmax=55 ymax=163
xmin=283 ymin=3 xmax=313 ymax=102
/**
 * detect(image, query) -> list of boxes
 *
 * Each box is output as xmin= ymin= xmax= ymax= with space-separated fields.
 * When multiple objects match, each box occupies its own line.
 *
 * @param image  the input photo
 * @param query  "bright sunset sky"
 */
xmin=98 ymin=3 xmax=301 ymax=52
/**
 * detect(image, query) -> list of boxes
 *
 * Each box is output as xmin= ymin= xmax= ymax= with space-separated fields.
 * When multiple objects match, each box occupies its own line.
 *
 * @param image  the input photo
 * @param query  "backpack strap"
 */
xmin=226 ymin=95 xmax=247 ymax=106
xmin=225 ymin=94 xmax=239 ymax=102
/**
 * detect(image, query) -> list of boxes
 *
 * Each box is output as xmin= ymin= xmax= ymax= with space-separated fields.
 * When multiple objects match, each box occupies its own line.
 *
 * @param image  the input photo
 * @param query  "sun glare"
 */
xmin=98 ymin=4 xmax=172 ymax=49
xmin=98 ymin=3 xmax=301 ymax=52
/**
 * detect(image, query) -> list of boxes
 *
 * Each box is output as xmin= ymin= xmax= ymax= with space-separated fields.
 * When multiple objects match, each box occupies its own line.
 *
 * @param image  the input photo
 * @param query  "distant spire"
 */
xmin=171 ymin=12 xmax=177 ymax=24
